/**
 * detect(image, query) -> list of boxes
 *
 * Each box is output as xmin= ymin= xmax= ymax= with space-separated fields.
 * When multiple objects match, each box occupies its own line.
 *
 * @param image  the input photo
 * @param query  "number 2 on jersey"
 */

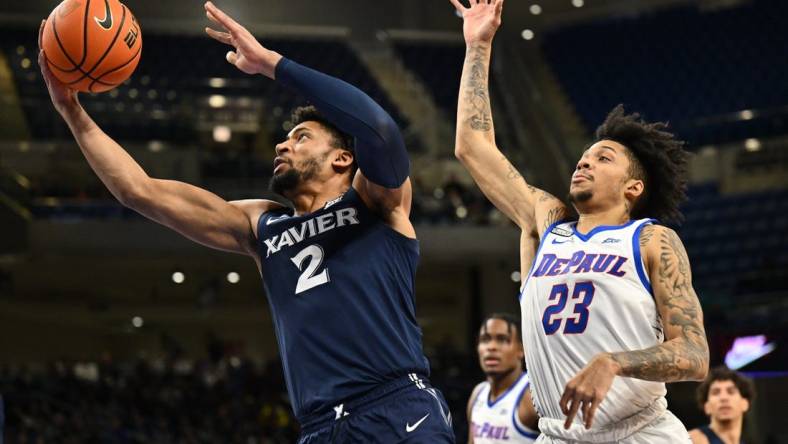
xmin=541 ymin=281 xmax=595 ymax=335
xmin=290 ymin=244 xmax=330 ymax=294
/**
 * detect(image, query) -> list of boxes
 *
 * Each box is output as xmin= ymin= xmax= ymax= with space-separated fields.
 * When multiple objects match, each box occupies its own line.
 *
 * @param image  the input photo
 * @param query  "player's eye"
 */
xmin=298 ymin=133 xmax=308 ymax=142
xmin=599 ymin=156 xmax=610 ymax=162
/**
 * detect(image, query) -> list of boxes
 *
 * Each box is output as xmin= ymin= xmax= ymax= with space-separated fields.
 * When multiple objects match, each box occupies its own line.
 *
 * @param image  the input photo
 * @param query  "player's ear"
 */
xmin=703 ymin=400 xmax=712 ymax=416
xmin=331 ymin=148 xmax=354 ymax=171
xmin=741 ymin=397 xmax=750 ymax=413
xmin=624 ymin=178 xmax=644 ymax=199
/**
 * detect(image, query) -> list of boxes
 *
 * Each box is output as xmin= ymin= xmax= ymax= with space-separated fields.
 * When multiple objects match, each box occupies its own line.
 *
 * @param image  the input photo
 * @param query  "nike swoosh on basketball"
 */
xmin=406 ymin=413 xmax=429 ymax=433
xmin=94 ymin=0 xmax=113 ymax=30
xmin=552 ymin=238 xmax=571 ymax=244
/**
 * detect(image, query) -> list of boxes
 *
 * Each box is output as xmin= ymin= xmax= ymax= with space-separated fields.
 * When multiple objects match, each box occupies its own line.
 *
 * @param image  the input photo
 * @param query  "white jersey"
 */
xmin=470 ymin=372 xmax=539 ymax=443
xmin=520 ymin=219 xmax=667 ymax=432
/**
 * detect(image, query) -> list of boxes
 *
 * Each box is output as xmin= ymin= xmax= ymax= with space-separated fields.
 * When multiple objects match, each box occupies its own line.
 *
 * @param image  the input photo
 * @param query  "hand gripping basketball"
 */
xmin=204 ymin=1 xmax=282 ymax=79
xmin=38 ymin=20 xmax=80 ymax=115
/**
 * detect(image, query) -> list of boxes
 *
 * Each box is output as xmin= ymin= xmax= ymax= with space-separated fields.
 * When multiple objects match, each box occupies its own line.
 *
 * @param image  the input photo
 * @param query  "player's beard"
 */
xmin=568 ymin=189 xmax=593 ymax=204
xmin=269 ymin=154 xmax=326 ymax=197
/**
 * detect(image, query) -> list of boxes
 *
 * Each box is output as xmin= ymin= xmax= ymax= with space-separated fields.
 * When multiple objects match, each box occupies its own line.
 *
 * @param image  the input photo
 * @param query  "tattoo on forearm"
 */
xmin=611 ymin=228 xmax=708 ymax=382
xmin=463 ymin=44 xmax=493 ymax=132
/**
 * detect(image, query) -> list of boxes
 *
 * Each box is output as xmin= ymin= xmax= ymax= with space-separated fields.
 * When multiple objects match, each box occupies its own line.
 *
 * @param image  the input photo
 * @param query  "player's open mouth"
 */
xmin=483 ymin=357 xmax=501 ymax=365
xmin=273 ymin=157 xmax=290 ymax=173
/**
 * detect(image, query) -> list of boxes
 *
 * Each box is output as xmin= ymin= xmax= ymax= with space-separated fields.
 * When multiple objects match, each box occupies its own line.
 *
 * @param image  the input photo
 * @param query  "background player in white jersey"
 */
xmin=449 ymin=0 xmax=710 ymax=442
xmin=468 ymin=314 xmax=539 ymax=443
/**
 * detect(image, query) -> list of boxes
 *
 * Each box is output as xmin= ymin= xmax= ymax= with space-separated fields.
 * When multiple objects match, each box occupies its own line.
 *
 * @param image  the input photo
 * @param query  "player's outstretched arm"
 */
xmin=557 ymin=225 xmax=708 ymax=430
xmin=204 ymin=2 xmax=411 ymax=231
xmin=38 ymin=27 xmax=267 ymax=256
xmin=450 ymin=0 xmax=568 ymax=236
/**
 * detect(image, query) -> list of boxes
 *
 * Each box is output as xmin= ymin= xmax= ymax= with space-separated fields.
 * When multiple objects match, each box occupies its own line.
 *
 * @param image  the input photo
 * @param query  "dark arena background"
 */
xmin=1 ymin=0 xmax=787 ymax=442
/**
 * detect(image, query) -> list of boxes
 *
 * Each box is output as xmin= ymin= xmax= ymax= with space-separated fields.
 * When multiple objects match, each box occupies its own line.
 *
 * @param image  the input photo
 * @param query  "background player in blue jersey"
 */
xmin=37 ymin=2 xmax=454 ymax=442
xmin=689 ymin=367 xmax=755 ymax=444
xmin=468 ymin=314 xmax=539 ymax=443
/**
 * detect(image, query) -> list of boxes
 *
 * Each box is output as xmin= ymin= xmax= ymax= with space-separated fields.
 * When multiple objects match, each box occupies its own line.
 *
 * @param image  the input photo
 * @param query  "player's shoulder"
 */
xmin=468 ymin=381 xmax=488 ymax=407
xmin=229 ymin=199 xmax=288 ymax=237
xmin=688 ymin=427 xmax=710 ymax=444
xmin=637 ymin=222 xmax=684 ymax=252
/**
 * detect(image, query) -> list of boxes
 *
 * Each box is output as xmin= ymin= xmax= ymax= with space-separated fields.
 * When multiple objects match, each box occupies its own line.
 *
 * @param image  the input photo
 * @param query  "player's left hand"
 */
xmin=204 ymin=1 xmax=282 ymax=79
xmin=559 ymin=353 xmax=619 ymax=430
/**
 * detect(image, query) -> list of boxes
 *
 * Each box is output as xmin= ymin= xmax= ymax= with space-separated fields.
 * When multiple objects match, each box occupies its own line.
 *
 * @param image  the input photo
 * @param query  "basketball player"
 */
xmin=468 ymin=314 xmax=539 ymax=443
xmin=689 ymin=367 xmax=755 ymax=444
xmin=37 ymin=1 xmax=454 ymax=441
xmin=449 ymin=0 xmax=710 ymax=442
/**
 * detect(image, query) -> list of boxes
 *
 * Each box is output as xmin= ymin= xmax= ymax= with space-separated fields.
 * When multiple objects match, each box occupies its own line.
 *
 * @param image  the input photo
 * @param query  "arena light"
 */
xmin=132 ymin=316 xmax=144 ymax=328
xmin=572 ymin=0 xmax=584 ymax=7
xmin=510 ymin=271 xmax=521 ymax=282
xmin=739 ymin=109 xmax=754 ymax=120
xmin=213 ymin=125 xmax=232 ymax=143
xmin=725 ymin=335 xmax=775 ymax=370
xmin=172 ymin=271 xmax=185 ymax=284
xmin=744 ymin=138 xmax=761 ymax=152
xmin=148 ymin=141 xmax=164 ymax=153
xmin=209 ymin=77 xmax=227 ymax=88
xmin=529 ymin=4 xmax=542 ymax=15
xmin=227 ymin=272 xmax=240 ymax=284
xmin=521 ymin=29 xmax=535 ymax=40
xmin=208 ymin=94 xmax=227 ymax=108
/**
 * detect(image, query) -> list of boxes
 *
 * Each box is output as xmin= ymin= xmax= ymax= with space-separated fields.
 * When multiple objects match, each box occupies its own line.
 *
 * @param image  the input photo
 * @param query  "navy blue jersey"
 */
xmin=256 ymin=186 xmax=429 ymax=420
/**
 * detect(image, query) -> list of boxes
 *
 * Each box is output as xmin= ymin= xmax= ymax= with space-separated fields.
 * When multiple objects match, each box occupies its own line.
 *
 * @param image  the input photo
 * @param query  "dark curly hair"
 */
xmin=479 ymin=313 xmax=521 ymax=344
xmin=695 ymin=366 xmax=756 ymax=411
xmin=595 ymin=104 xmax=690 ymax=225
xmin=290 ymin=106 xmax=354 ymax=153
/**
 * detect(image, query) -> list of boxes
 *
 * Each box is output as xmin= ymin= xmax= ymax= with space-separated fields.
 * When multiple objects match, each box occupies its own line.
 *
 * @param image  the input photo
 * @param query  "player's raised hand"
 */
xmin=37 ymin=20 xmax=80 ymax=115
xmin=204 ymin=1 xmax=282 ymax=79
xmin=559 ymin=353 xmax=619 ymax=430
xmin=449 ymin=0 xmax=504 ymax=44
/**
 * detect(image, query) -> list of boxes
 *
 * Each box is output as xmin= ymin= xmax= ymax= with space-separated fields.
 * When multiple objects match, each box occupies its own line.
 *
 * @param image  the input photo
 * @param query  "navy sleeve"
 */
xmin=275 ymin=57 xmax=409 ymax=188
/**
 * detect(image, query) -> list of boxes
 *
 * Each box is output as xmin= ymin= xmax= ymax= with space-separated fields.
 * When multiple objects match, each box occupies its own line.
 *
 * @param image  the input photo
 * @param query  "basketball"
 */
xmin=41 ymin=0 xmax=142 ymax=93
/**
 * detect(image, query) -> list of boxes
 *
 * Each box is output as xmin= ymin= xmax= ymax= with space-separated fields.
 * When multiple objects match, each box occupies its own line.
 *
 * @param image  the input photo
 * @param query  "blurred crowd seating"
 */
xmin=541 ymin=0 xmax=788 ymax=147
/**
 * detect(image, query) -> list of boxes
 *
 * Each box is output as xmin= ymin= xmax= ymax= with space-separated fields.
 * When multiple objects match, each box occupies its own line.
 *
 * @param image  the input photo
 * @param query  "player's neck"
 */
xmin=710 ymin=417 xmax=743 ymax=444
xmin=289 ymin=178 xmax=351 ymax=215
xmin=575 ymin=203 xmax=630 ymax=234
xmin=487 ymin=368 xmax=523 ymax=402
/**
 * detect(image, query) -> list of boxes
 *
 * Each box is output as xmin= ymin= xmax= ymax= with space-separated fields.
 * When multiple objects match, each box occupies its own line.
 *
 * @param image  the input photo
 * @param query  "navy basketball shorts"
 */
xmin=298 ymin=373 xmax=455 ymax=444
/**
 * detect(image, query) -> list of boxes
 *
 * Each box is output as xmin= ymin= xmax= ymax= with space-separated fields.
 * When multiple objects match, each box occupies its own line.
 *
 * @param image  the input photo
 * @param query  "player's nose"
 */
xmin=275 ymin=141 xmax=290 ymax=155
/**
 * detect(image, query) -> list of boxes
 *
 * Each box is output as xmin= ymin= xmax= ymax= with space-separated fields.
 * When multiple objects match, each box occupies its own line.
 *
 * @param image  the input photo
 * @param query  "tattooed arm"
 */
xmin=450 ymin=0 xmax=568 ymax=237
xmin=610 ymin=224 xmax=710 ymax=381
xmin=558 ymin=225 xmax=708 ymax=430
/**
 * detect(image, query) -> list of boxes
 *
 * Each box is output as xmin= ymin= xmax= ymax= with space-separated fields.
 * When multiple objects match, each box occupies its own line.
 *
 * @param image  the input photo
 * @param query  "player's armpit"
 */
xmin=533 ymin=191 xmax=572 ymax=239
xmin=518 ymin=387 xmax=540 ymax=431
xmin=126 ymin=179 xmax=266 ymax=256
xmin=609 ymin=225 xmax=709 ymax=382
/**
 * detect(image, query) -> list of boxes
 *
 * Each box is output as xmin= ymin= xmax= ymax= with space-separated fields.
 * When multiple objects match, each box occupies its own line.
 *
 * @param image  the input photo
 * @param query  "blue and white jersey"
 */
xmin=470 ymin=372 xmax=538 ymax=443
xmin=256 ymin=186 xmax=429 ymax=421
xmin=520 ymin=219 xmax=666 ymax=429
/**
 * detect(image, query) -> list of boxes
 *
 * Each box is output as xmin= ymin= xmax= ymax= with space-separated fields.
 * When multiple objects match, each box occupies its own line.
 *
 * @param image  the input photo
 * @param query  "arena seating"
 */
xmin=0 ymin=30 xmax=407 ymax=143
xmin=541 ymin=0 xmax=788 ymax=147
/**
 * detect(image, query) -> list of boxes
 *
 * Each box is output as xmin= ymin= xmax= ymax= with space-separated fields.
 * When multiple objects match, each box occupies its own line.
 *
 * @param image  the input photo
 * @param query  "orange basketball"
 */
xmin=41 ymin=0 xmax=142 ymax=93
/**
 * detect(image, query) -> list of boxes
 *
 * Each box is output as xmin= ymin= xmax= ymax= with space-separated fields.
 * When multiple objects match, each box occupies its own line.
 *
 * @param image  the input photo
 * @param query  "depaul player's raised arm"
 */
xmin=450 ymin=0 xmax=569 ymax=237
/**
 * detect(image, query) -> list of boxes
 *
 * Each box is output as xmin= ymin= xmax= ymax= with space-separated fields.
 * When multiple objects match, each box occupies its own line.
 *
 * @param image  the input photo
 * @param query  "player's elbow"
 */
xmin=116 ymin=181 xmax=152 ymax=210
xmin=690 ymin=343 xmax=710 ymax=381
